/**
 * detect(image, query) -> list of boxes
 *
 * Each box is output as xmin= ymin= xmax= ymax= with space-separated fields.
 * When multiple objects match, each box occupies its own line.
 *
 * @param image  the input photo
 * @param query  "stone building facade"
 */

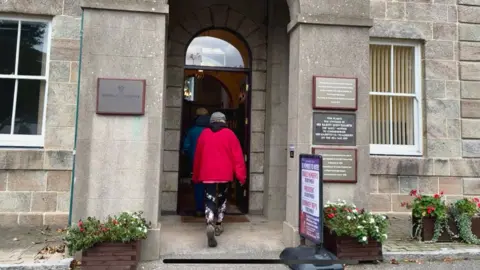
xmin=1 ymin=0 xmax=480 ymax=260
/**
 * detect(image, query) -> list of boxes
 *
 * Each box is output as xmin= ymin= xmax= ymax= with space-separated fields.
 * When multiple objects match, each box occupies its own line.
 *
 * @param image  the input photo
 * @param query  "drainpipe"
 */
xmin=68 ymin=10 xmax=85 ymax=226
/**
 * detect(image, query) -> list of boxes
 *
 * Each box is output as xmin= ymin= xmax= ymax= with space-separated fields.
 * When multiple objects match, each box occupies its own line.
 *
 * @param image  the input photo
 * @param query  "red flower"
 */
xmin=333 ymin=208 xmax=337 ymax=211
xmin=80 ymin=228 xmax=85 ymax=232
xmin=434 ymin=194 xmax=440 ymax=199
xmin=401 ymin=202 xmax=408 ymax=207
xmin=327 ymin=213 xmax=335 ymax=219
xmin=440 ymin=191 xmax=444 ymax=195
xmin=474 ymin=198 xmax=480 ymax=203
xmin=409 ymin=189 xmax=417 ymax=196
xmin=78 ymin=220 xmax=83 ymax=227
xmin=477 ymin=203 xmax=480 ymax=208
xmin=113 ymin=219 xmax=119 ymax=225
xmin=427 ymin=206 xmax=435 ymax=214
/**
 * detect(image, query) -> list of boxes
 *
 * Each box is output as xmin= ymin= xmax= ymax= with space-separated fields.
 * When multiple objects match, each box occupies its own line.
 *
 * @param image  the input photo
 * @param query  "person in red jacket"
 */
xmin=192 ymin=111 xmax=246 ymax=248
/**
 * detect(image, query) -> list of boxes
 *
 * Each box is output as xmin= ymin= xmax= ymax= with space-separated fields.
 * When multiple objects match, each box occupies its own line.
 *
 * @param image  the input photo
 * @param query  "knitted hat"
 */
xmin=196 ymin=107 xmax=208 ymax=116
xmin=210 ymin=112 xmax=226 ymax=123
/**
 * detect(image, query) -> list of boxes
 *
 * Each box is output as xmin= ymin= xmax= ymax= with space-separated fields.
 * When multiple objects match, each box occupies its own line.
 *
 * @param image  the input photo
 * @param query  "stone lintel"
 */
xmin=81 ymin=0 xmax=169 ymax=14
xmin=0 ymin=0 xmax=63 ymax=16
xmin=287 ymin=14 xmax=373 ymax=33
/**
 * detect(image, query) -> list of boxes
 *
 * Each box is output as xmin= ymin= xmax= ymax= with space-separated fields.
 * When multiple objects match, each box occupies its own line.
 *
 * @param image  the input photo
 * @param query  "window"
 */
xmin=369 ymin=40 xmax=422 ymax=155
xmin=0 ymin=17 xmax=51 ymax=147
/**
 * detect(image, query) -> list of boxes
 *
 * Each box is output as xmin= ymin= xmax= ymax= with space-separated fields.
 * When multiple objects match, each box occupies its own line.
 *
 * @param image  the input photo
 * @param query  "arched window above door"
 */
xmin=185 ymin=29 xmax=249 ymax=68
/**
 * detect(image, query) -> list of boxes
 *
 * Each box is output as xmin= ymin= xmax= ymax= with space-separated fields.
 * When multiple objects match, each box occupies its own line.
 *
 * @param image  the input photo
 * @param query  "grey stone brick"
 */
xmin=0 ymin=192 xmax=31 ymax=212
xmin=52 ymin=15 xmax=81 ymax=39
xmin=50 ymin=39 xmax=80 ymax=61
xmin=451 ymin=159 xmax=480 ymax=177
xmin=463 ymin=140 xmax=480 ymax=157
xmin=64 ymin=0 xmax=82 ymax=16
xmin=5 ymin=150 xmax=44 ymax=170
xmin=459 ymin=0 xmax=480 ymax=5
xmin=31 ymin=192 xmax=57 ymax=212
xmin=426 ymin=99 xmax=460 ymax=119
xmin=386 ymin=2 xmax=405 ymax=20
xmin=434 ymin=159 xmax=451 ymax=176
xmin=460 ymin=62 xmax=480 ymax=80
xmin=433 ymin=23 xmax=457 ymax=41
xmin=460 ymin=24 xmax=480 ymax=42
xmin=461 ymin=100 xmax=480 ymax=118
xmin=44 ymin=151 xmax=73 ymax=170
xmin=370 ymin=20 xmax=432 ymax=40
xmin=427 ymin=139 xmax=462 ymax=158
xmin=425 ymin=60 xmax=458 ymax=80
xmin=461 ymin=81 xmax=480 ymax=99
xmin=425 ymin=80 xmax=445 ymax=99
xmin=459 ymin=5 xmax=480 ymax=24
xmin=7 ymin=171 xmax=46 ymax=192
xmin=463 ymin=178 xmax=480 ymax=195
xmin=406 ymin=3 xmax=448 ymax=22
xmin=425 ymin=40 xmax=454 ymax=60
xmin=462 ymin=119 xmax=480 ymax=139
xmin=447 ymin=119 xmax=461 ymax=139
xmin=460 ymin=42 xmax=480 ymax=61
xmin=371 ymin=0 xmax=386 ymax=19
xmin=49 ymin=61 xmax=71 ymax=83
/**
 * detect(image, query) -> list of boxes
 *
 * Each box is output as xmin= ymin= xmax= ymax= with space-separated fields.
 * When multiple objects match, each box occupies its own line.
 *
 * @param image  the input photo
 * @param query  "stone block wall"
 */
xmin=367 ymin=0 xmax=480 ymax=214
xmin=163 ymin=1 xmax=269 ymax=214
xmin=0 ymin=0 xmax=81 ymax=227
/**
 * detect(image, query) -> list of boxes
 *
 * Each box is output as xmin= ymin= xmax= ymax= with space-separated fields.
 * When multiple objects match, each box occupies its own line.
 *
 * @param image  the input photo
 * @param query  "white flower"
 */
xmin=351 ymin=204 xmax=356 ymax=208
xmin=357 ymin=225 xmax=363 ymax=229
xmin=369 ymin=218 xmax=375 ymax=224
xmin=362 ymin=236 xmax=367 ymax=242
xmin=347 ymin=216 xmax=352 ymax=220
xmin=352 ymin=209 xmax=358 ymax=213
xmin=375 ymin=226 xmax=379 ymax=232
xmin=382 ymin=215 xmax=386 ymax=220
xmin=362 ymin=220 xmax=366 ymax=224
xmin=383 ymin=234 xmax=388 ymax=239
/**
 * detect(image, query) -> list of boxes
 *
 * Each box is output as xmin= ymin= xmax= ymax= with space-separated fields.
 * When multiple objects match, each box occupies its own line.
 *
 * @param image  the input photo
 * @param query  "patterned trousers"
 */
xmin=204 ymin=183 xmax=228 ymax=225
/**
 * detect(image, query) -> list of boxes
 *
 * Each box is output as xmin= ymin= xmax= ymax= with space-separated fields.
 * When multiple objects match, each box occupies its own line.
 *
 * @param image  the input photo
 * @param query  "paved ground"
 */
xmin=2 ymin=215 xmax=480 ymax=269
xmin=0 ymin=226 xmax=66 ymax=265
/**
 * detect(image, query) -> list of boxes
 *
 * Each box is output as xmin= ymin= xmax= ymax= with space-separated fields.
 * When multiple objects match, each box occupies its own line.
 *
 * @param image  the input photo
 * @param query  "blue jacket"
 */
xmin=183 ymin=115 xmax=210 ymax=168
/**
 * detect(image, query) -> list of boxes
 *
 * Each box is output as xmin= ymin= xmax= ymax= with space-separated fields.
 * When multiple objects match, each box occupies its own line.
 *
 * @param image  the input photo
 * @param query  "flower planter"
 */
xmin=413 ymin=217 xmax=480 ymax=242
xmin=323 ymin=227 xmax=383 ymax=262
xmin=81 ymin=241 xmax=141 ymax=270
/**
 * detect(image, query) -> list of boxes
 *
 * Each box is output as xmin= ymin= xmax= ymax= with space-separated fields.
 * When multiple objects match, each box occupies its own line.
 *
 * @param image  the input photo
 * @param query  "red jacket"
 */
xmin=192 ymin=126 xmax=246 ymax=184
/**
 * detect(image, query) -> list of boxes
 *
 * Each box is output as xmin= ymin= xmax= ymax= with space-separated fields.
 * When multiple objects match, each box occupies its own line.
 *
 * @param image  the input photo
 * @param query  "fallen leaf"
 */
xmin=444 ymin=257 xmax=453 ymax=263
xmin=390 ymin=259 xmax=399 ymax=264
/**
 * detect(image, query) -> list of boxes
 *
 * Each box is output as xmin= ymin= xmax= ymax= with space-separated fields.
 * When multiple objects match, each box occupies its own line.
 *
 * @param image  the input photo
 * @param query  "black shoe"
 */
xmin=206 ymin=224 xmax=217 ymax=247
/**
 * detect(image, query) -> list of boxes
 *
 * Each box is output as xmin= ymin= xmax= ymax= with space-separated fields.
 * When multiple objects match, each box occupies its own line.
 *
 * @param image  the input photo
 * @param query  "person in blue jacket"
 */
xmin=182 ymin=108 xmax=210 ymax=217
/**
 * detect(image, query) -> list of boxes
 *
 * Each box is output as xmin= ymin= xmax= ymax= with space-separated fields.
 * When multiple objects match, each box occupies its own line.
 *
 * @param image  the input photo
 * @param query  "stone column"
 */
xmin=282 ymin=0 xmax=373 ymax=246
xmin=73 ymin=0 xmax=168 ymax=260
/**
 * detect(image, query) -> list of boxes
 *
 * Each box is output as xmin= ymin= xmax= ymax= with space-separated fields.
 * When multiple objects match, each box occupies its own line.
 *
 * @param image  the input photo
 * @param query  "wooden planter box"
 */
xmin=81 ymin=241 xmax=140 ymax=270
xmin=414 ymin=217 xmax=480 ymax=242
xmin=323 ymin=227 xmax=383 ymax=262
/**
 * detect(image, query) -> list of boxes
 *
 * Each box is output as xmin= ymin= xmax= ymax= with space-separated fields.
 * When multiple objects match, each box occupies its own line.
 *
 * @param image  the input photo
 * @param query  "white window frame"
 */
xmin=369 ymin=39 xmax=423 ymax=156
xmin=0 ymin=15 xmax=52 ymax=148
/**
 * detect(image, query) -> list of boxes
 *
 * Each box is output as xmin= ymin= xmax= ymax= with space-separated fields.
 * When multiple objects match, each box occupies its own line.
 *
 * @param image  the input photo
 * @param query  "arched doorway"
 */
xmin=177 ymin=28 xmax=252 ymax=217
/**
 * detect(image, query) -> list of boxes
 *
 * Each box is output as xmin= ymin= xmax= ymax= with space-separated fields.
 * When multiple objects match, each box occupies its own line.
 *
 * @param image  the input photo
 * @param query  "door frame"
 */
xmin=177 ymin=66 xmax=252 ymax=214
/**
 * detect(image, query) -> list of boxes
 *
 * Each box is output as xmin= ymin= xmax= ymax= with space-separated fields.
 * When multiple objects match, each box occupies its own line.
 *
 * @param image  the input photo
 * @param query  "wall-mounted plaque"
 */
xmin=313 ymin=76 xmax=357 ymax=110
xmin=312 ymin=148 xmax=357 ymax=183
xmin=96 ymin=78 xmax=146 ymax=115
xmin=313 ymin=112 xmax=356 ymax=146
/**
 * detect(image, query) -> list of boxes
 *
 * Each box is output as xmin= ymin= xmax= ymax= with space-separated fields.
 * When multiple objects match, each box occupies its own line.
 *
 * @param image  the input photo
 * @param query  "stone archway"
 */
xmin=161 ymin=4 xmax=268 ymax=215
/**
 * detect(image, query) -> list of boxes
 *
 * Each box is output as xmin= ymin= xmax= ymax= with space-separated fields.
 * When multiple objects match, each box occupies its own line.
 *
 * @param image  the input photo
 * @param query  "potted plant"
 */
xmin=64 ymin=211 xmax=151 ymax=270
xmin=401 ymin=190 xmax=457 ymax=242
xmin=450 ymin=198 xmax=480 ymax=244
xmin=323 ymin=199 xmax=388 ymax=262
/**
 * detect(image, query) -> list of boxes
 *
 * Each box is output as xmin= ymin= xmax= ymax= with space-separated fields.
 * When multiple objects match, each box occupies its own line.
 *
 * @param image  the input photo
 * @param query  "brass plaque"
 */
xmin=313 ymin=76 xmax=357 ymax=110
xmin=312 ymin=148 xmax=357 ymax=183
xmin=96 ymin=78 xmax=146 ymax=115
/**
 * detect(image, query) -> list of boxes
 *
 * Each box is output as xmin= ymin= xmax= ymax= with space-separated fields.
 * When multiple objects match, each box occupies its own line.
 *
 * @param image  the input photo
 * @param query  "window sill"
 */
xmin=0 ymin=134 xmax=44 ymax=148
xmin=369 ymin=144 xmax=423 ymax=157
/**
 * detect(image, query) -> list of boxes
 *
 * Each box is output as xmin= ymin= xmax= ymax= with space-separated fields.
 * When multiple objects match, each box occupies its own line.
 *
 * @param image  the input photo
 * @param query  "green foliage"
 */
xmin=324 ymin=199 xmax=389 ymax=244
xmin=64 ymin=211 xmax=151 ymax=256
xmin=451 ymin=198 xmax=480 ymax=244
